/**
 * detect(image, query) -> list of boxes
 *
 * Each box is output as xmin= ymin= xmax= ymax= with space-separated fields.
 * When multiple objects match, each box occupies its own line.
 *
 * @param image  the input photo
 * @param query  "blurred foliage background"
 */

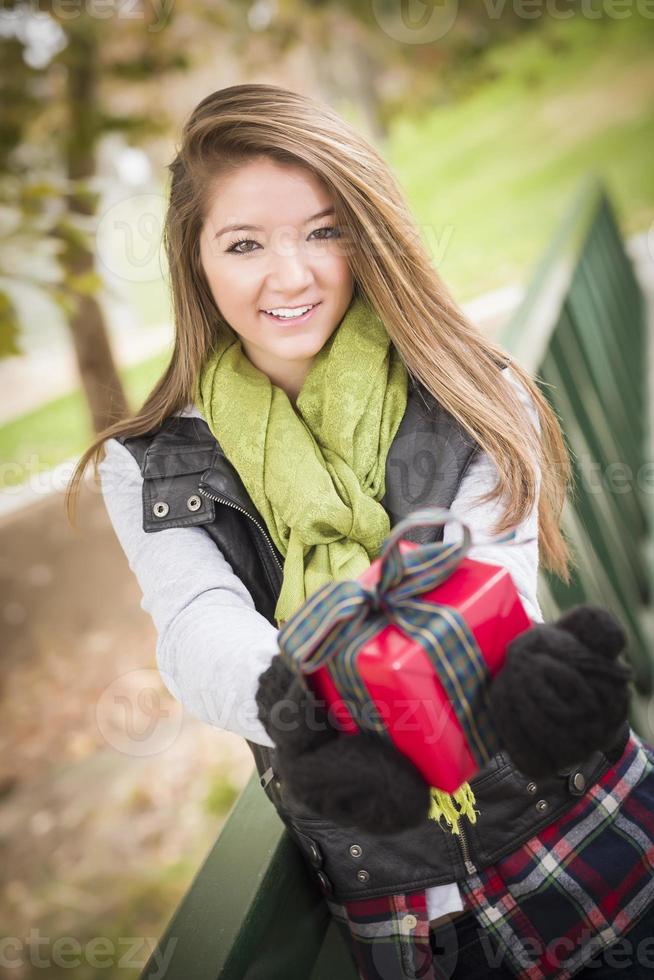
xmin=0 ymin=2 xmax=653 ymax=977
xmin=1 ymin=2 xmax=653 ymax=475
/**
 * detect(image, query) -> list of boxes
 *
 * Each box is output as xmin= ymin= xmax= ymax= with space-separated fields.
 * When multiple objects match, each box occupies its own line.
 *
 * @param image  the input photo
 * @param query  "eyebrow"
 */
xmin=214 ymin=207 xmax=336 ymax=239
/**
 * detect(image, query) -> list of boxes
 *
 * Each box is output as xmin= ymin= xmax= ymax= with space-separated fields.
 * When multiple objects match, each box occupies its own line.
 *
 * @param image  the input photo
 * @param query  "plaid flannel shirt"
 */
xmin=325 ymin=728 xmax=654 ymax=980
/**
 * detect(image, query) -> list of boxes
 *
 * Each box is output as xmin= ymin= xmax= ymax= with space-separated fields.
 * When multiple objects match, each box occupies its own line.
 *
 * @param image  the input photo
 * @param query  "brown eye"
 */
xmin=311 ymin=225 xmax=340 ymax=239
xmin=226 ymin=238 xmax=259 ymax=254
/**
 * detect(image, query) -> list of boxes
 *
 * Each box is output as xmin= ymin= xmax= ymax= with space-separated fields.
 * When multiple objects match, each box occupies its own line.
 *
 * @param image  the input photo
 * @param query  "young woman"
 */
xmin=66 ymin=84 xmax=654 ymax=979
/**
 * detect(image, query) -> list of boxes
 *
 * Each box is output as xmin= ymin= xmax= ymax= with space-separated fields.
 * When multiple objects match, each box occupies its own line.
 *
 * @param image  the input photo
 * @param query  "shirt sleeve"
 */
xmin=98 ymin=436 xmax=278 ymax=748
xmin=442 ymin=367 xmax=544 ymax=624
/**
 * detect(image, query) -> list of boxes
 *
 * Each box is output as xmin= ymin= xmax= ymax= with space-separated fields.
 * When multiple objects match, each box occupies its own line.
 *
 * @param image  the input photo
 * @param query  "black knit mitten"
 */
xmin=488 ymin=604 xmax=633 ymax=778
xmin=255 ymin=654 xmax=432 ymax=834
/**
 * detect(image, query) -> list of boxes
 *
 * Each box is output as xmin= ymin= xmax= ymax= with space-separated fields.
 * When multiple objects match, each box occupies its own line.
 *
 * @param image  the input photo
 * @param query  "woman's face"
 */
xmin=199 ymin=157 xmax=355 ymax=403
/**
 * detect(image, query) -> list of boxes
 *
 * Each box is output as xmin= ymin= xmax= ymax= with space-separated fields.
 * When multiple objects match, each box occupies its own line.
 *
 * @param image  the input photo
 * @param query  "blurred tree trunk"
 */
xmin=61 ymin=20 xmax=128 ymax=433
xmin=348 ymin=38 xmax=387 ymax=145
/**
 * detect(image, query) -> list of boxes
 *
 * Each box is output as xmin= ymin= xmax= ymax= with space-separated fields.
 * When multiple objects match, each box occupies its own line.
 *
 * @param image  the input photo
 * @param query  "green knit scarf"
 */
xmin=195 ymin=294 xmax=479 ymax=835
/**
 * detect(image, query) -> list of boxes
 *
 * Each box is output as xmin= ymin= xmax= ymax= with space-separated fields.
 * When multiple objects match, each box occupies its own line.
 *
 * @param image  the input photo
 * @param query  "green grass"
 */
xmin=38 ymin=857 xmax=203 ymax=980
xmin=202 ymin=772 xmax=241 ymax=818
xmin=123 ymin=276 xmax=172 ymax=332
xmin=2 ymin=13 xmax=654 ymax=484
xmin=387 ymin=15 xmax=654 ymax=300
xmin=0 ymin=349 xmax=170 ymax=488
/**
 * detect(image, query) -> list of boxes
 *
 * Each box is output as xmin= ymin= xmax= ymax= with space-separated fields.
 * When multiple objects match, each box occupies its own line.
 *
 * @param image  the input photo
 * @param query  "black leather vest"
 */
xmin=118 ymin=372 xmax=629 ymax=903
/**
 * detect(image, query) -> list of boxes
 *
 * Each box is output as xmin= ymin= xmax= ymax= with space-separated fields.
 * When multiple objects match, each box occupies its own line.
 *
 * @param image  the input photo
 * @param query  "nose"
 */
xmin=267 ymin=233 xmax=315 ymax=294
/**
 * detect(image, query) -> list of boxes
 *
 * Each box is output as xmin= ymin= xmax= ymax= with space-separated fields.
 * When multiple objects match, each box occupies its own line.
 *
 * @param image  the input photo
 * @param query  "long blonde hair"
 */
xmin=66 ymin=83 xmax=573 ymax=582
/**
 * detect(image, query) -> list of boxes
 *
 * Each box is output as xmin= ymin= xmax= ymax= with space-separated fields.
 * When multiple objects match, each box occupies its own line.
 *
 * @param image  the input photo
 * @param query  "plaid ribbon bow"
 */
xmin=278 ymin=506 xmax=529 ymax=768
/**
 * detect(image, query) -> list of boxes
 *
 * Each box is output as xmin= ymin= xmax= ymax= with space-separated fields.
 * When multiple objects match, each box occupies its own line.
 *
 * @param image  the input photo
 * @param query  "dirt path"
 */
xmin=0 ymin=485 xmax=254 ymax=980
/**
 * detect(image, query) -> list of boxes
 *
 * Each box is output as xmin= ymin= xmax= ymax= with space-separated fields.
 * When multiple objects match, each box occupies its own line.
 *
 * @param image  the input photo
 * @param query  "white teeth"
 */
xmin=264 ymin=304 xmax=315 ymax=318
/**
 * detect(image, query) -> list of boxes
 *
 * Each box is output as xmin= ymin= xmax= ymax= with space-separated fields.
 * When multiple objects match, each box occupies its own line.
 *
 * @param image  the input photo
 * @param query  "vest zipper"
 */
xmin=197 ymin=483 xmax=284 ymax=575
xmin=457 ymin=819 xmax=477 ymax=875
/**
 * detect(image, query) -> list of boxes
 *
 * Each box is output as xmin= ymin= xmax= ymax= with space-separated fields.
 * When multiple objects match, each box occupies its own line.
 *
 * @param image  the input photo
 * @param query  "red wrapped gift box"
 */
xmin=278 ymin=507 xmax=534 ymax=794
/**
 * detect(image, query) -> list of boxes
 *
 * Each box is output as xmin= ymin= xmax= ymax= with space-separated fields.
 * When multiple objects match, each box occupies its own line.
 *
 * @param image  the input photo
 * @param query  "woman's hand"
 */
xmin=488 ymin=604 xmax=633 ymax=777
xmin=256 ymin=654 xmax=432 ymax=834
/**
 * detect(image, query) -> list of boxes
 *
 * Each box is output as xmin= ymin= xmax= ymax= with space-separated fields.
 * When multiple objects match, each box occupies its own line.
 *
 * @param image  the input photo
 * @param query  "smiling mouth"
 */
xmin=261 ymin=302 xmax=321 ymax=323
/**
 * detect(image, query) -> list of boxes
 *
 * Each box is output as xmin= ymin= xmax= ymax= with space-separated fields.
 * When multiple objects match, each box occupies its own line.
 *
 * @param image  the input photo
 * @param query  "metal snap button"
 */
xmin=186 ymin=494 xmax=202 ymax=512
xmin=152 ymin=501 xmax=169 ymax=518
xmin=274 ymin=778 xmax=282 ymax=790
xmin=259 ymin=766 xmax=274 ymax=789
xmin=316 ymin=871 xmax=332 ymax=894
xmin=402 ymin=913 xmax=418 ymax=930
xmin=349 ymin=844 xmax=363 ymax=858
xmin=570 ymin=771 xmax=586 ymax=793
xmin=526 ymin=781 xmax=538 ymax=794
xmin=308 ymin=842 xmax=322 ymax=867
xmin=356 ymin=869 xmax=370 ymax=883
xmin=536 ymin=799 xmax=548 ymax=813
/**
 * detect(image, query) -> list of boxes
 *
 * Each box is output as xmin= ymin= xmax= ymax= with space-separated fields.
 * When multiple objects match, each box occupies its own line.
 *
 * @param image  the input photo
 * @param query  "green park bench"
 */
xmin=141 ymin=175 xmax=653 ymax=979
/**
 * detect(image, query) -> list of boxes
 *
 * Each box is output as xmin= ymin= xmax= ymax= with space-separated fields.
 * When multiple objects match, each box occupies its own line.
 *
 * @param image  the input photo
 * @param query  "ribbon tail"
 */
xmin=428 ymin=783 xmax=479 ymax=835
